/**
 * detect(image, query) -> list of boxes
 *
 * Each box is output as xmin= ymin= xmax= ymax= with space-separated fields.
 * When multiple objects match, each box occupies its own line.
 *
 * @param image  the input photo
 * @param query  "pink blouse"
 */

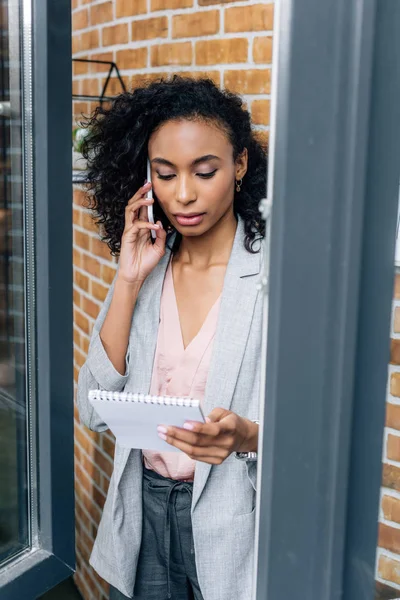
xmin=142 ymin=259 xmax=221 ymax=481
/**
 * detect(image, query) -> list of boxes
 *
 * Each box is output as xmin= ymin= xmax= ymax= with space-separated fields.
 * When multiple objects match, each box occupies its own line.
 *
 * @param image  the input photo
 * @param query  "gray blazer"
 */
xmin=77 ymin=217 xmax=263 ymax=600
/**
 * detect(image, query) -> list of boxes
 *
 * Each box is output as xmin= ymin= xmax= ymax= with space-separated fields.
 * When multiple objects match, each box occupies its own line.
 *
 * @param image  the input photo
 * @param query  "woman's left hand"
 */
xmin=157 ymin=408 xmax=258 ymax=465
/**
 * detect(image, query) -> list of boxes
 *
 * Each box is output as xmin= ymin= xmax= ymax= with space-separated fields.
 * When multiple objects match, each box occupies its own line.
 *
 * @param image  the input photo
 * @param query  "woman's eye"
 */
xmin=197 ymin=169 xmax=217 ymax=179
xmin=157 ymin=173 xmax=175 ymax=180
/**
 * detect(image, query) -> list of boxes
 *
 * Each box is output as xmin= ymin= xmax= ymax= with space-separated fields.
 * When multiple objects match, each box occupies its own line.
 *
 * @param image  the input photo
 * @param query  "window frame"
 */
xmin=0 ymin=0 xmax=74 ymax=597
xmin=255 ymin=1 xmax=400 ymax=598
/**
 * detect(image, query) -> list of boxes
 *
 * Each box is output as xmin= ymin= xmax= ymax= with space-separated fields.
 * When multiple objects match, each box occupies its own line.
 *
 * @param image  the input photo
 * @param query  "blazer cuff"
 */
xmin=87 ymin=332 xmax=129 ymax=392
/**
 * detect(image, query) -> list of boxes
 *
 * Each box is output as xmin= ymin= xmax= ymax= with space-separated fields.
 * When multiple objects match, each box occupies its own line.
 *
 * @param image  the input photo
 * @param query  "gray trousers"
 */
xmin=109 ymin=466 xmax=204 ymax=600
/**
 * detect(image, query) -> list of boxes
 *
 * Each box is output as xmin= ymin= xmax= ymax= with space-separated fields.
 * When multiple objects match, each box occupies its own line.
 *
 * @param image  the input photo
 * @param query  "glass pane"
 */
xmin=0 ymin=0 xmax=29 ymax=564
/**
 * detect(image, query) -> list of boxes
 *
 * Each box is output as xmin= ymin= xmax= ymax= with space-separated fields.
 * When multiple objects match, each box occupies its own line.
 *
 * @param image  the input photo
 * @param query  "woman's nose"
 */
xmin=176 ymin=175 xmax=196 ymax=204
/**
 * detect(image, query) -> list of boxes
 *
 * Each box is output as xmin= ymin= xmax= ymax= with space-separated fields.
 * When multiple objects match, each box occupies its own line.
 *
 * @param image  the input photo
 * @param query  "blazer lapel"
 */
xmin=192 ymin=218 xmax=261 ymax=511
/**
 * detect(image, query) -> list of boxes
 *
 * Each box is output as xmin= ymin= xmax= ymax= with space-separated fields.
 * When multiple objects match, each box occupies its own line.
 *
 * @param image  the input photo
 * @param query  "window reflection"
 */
xmin=0 ymin=0 xmax=29 ymax=564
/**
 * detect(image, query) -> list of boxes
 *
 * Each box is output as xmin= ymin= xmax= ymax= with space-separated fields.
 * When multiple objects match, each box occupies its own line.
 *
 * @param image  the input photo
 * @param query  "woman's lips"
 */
xmin=174 ymin=213 xmax=205 ymax=226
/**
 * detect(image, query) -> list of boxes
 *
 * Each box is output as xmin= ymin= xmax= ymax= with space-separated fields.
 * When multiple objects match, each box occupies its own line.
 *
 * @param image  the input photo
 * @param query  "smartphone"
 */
xmin=146 ymin=159 xmax=156 ymax=240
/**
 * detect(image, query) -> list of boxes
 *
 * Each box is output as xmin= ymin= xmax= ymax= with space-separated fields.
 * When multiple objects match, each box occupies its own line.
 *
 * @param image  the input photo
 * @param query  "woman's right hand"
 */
xmin=117 ymin=182 xmax=167 ymax=285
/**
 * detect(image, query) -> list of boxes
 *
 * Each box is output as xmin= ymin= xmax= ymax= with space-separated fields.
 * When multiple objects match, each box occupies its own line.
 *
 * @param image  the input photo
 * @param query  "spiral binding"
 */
xmin=88 ymin=389 xmax=200 ymax=408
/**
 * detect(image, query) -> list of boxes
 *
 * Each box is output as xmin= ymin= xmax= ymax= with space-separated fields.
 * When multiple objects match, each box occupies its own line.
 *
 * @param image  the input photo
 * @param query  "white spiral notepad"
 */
xmin=88 ymin=390 xmax=205 ymax=451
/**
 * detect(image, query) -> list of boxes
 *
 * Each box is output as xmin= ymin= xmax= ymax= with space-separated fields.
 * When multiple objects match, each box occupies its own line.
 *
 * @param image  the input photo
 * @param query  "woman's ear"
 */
xmin=235 ymin=147 xmax=248 ymax=180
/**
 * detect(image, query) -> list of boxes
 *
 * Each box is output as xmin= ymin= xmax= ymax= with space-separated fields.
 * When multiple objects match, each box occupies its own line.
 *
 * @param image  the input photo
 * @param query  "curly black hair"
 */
xmin=81 ymin=75 xmax=268 ymax=255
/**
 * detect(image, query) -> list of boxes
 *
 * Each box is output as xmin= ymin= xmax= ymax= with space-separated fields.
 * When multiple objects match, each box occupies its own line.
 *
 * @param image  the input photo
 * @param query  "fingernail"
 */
xmin=183 ymin=422 xmax=194 ymax=430
xmin=158 ymin=433 xmax=167 ymax=441
xmin=205 ymin=417 xmax=211 ymax=423
xmin=157 ymin=425 xmax=167 ymax=434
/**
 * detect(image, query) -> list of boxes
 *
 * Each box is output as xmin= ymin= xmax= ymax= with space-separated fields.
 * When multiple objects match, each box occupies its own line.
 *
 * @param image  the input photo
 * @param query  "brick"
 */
xmin=382 ymin=495 xmax=400 ymax=525
xmin=95 ymin=450 xmax=114 ymax=479
xmin=75 ymin=461 xmax=92 ymax=493
xmin=252 ymin=99 xmax=270 ymax=125
xmin=253 ymin=36 xmax=273 ymax=63
xmin=75 ymin=424 xmax=93 ymax=457
xmin=254 ymin=129 xmax=269 ymax=151
xmin=199 ymin=0 xmax=241 ymax=4
xmin=181 ymin=70 xmax=221 ymax=86
xmin=387 ymin=403 xmax=400 ymax=430
xmin=72 ymin=0 xmax=79 ymax=9
xmin=75 ymin=308 xmax=90 ymax=334
xmin=83 ymin=296 xmax=101 ymax=320
xmin=102 ymin=23 xmax=129 ymax=47
xmin=224 ymin=69 xmax=270 ymax=94
xmin=130 ymin=72 xmax=167 ymax=89
xmin=391 ymin=373 xmax=400 ymax=398
xmin=75 ymin=230 xmax=90 ymax=251
xmin=75 ymin=348 xmax=86 ymax=369
xmin=74 ymin=188 xmax=87 ymax=207
xmin=80 ymin=29 xmax=100 ymax=52
xmin=74 ymin=363 xmax=79 ymax=383
xmin=74 ymin=269 xmax=90 ymax=292
xmin=91 ymin=237 xmax=112 ymax=261
xmin=92 ymin=281 xmax=109 ymax=303
xmin=90 ymin=2 xmax=113 ymax=26
xmin=196 ymin=38 xmax=247 ymax=65
xmin=116 ymin=48 xmax=148 ymax=70
xmin=378 ymin=555 xmax=400 ymax=587
xmin=102 ymin=434 xmax=115 ymax=459
xmin=81 ymin=452 xmax=102 ymax=488
xmin=73 ymin=102 xmax=89 ymax=118
xmin=90 ymin=52 xmax=114 ymax=73
xmin=395 ymin=275 xmax=400 ymax=299
xmin=73 ymin=248 xmax=82 ymax=268
xmin=101 ymin=264 xmax=117 ymax=285
xmin=74 ymin=59 xmax=89 ymax=76
xmin=382 ymin=463 xmax=400 ymax=492
xmin=394 ymin=308 xmax=400 ymax=333
xmin=72 ymin=79 xmax=81 ymax=95
xmin=116 ymin=0 xmax=147 ymax=18
xmin=104 ymin=76 xmax=128 ymax=96
xmin=379 ymin=523 xmax=400 ymax=554
xmin=73 ymin=288 xmax=81 ymax=309
xmin=73 ymin=207 xmax=82 ymax=226
xmin=82 ymin=253 xmax=101 ymax=278
xmin=73 ymin=8 xmax=89 ymax=30
xmin=225 ymin=4 xmax=274 ymax=33
xmin=391 ymin=339 xmax=400 ymax=365
xmin=72 ymin=35 xmax=81 ymax=56
xmin=387 ymin=433 xmax=400 ymax=462
xmin=131 ymin=17 xmax=168 ymax=42
xmin=151 ymin=42 xmax=192 ymax=67
xmin=73 ymin=327 xmax=81 ymax=348
xmin=92 ymin=486 xmax=107 ymax=511
xmin=172 ymin=11 xmax=219 ymax=39
xmin=81 ymin=335 xmax=90 ymax=355
xmin=152 ymin=0 xmax=192 ymax=9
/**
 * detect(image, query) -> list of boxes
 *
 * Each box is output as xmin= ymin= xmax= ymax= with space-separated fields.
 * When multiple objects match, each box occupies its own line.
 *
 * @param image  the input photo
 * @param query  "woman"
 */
xmin=77 ymin=75 xmax=267 ymax=600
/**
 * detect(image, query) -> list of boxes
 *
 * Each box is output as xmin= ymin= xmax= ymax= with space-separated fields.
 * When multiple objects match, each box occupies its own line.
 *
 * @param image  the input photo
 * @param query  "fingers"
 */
xmin=158 ymin=433 xmax=229 ymax=463
xmin=127 ymin=182 xmax=152 ymax=206
xmin=124 ymin=220 xmax=160 ymax=240
xmin=158 ymin=422 xmax=232 ymax=449
xmin=124 ymin=183 xmax=153 ymax=227
xmin=153 ymin=220 xmax=167 ymax=253
xmin=207 ymin=407 xmax=231 ymax=423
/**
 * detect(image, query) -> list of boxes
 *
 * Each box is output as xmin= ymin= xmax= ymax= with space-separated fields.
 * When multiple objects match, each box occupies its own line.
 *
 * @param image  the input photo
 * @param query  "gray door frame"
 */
xmin=256 ymin=1 xmax=400 ymax=599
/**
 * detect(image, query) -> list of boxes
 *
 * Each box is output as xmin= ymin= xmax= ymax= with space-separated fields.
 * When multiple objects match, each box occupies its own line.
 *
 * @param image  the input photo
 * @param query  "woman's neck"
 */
xmin=175 ymin=210 xmax=237 ymax=269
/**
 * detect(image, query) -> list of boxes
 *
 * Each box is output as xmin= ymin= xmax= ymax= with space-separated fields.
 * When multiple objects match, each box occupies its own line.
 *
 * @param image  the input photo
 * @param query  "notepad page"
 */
xmin=89 ymin=396 xmax=205 ymax=451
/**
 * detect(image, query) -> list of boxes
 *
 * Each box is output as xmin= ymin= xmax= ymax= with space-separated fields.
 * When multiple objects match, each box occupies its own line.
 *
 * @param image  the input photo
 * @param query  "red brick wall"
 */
xmin=72 ymin=1 xmax=273 ymax=598
xmin=376 ymin=274 xmax=400 ymax=596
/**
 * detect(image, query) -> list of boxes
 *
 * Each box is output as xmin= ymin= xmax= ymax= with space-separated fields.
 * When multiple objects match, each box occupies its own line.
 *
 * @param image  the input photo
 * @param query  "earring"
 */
xmin=236 ymin=178 xmax=243 ymax=192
